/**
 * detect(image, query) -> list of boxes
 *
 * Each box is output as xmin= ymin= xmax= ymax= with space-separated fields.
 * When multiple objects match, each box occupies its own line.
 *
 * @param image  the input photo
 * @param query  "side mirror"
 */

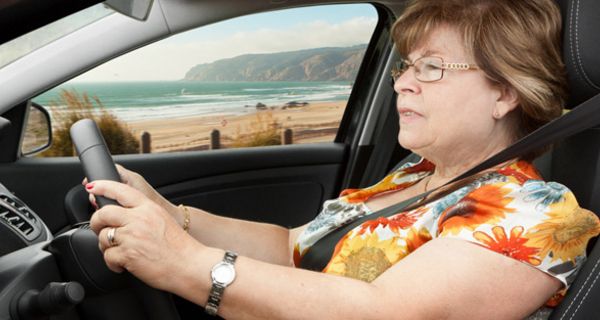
xmin=21 ymin=102 xmax=52 ymax=156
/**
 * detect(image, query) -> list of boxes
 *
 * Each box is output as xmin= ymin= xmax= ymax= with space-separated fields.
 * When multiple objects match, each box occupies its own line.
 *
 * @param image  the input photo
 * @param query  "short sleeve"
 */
xmin=436 ymin=180 xmax=600 ymax=289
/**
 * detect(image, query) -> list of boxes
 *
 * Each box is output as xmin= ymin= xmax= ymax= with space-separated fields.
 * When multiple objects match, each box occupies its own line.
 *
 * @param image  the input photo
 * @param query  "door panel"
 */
xmin=0 ymin=143 xmax=346 ymax=233
xmin=159 ymin=164 xmax=340 ymax=228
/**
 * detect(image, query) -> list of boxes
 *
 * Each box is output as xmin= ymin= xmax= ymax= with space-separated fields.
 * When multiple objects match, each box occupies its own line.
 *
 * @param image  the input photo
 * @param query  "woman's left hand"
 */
xmin=86 ymin=180 xmax=201 ymax=292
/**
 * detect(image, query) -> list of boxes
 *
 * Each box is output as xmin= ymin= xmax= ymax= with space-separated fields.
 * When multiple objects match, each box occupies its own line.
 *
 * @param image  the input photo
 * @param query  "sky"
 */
xmin=73 ymin=4 xmax=378 ymax=82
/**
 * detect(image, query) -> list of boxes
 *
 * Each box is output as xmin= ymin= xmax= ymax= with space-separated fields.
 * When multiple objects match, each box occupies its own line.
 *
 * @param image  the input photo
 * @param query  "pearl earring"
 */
xmin=493 ymin=110 xmax=501 ymax=119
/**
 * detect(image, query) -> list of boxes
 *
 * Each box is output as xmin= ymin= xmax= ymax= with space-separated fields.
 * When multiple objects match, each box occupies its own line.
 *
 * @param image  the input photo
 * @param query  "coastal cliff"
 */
xmin=184 ymin=45 xmax=366 ymax=81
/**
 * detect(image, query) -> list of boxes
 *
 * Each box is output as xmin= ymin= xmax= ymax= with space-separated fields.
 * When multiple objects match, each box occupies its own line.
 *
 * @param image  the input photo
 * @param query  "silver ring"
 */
xmin=107 ymin=227 xmax=117 ymax=247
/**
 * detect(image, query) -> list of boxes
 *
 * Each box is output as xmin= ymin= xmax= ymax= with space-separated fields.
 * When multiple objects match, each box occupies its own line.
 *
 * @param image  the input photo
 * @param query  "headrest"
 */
xmin=557 ymin=0 xmax=600 ymax=107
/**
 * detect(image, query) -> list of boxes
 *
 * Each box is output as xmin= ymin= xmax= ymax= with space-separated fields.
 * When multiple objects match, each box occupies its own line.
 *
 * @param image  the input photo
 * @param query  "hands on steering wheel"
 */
xmin=86 ymin=180 xmax=204 ymax=293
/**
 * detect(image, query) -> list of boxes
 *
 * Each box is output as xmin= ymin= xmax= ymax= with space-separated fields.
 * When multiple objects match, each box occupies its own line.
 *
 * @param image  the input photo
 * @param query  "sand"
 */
xmin=125 ymin=101 xmax=347 ymax=153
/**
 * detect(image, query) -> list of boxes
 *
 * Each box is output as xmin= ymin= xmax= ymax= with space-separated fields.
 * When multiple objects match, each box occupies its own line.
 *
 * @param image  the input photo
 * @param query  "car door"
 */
xmin=0 ymin=2 xmax=401 ymax=237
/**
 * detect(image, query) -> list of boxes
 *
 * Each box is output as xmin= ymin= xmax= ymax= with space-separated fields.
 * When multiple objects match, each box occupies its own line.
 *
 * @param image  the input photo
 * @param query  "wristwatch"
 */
xmin=205 ymin=251 xmax=238 ymax=316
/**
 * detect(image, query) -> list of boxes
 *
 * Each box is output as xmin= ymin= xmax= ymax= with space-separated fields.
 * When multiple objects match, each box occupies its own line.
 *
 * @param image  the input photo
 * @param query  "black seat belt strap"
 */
xmin=300 ymin=93 xmax=600 ymax=271
xmin=299 ymin=192 xmax=430 ymax=271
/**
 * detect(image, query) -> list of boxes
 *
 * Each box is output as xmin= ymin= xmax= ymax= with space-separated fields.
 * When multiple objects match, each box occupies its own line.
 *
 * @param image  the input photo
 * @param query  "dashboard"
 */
xmin=0 ymin=180 xmax=180 ymax=320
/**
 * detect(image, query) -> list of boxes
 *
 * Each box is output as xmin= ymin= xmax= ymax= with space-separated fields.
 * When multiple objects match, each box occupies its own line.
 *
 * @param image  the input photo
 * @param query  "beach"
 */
xmin=125 ymin=100 xmax=347 ymax=153
xmin=34 ymin=81 xmax=353 ymax=154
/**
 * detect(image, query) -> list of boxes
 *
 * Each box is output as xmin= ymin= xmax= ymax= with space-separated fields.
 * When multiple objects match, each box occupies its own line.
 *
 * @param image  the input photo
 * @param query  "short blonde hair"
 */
xmin=392 ymin=0 xmax=567 ymax=146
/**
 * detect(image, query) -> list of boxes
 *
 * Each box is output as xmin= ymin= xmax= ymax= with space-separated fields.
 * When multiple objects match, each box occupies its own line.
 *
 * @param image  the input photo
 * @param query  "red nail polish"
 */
xmin=85 ymin=183 xmax=94 ymax=190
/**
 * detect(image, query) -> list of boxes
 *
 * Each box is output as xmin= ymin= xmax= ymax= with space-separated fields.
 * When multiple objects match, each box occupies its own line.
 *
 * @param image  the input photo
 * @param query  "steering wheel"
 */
xmin=48 ymin=119 xmax=181 ymax=319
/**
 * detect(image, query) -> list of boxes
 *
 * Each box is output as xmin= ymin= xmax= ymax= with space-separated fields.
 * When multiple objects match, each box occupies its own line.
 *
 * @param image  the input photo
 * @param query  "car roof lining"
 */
xmin=0 ymin=0 xmax=104 ymax=44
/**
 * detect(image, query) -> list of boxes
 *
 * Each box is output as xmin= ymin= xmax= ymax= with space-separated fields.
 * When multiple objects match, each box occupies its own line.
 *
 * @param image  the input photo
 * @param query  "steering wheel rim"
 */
xmin=66 ymin=118 xmax=182 ymax=319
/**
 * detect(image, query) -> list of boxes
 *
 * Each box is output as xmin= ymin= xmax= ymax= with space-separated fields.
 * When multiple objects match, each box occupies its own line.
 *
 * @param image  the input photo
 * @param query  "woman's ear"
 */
xmin=493 ymin=85 xmax=519 ymax=119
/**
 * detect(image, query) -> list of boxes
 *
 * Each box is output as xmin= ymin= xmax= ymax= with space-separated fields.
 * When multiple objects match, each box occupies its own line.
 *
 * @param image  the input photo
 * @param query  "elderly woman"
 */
xmin=85 ymin=0 xmax=600 ymax=318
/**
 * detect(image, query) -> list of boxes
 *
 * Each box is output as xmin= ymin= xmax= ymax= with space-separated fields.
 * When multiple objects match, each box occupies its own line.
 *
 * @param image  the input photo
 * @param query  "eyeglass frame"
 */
xmin=390 ymin=56 xmax=479 ymax=83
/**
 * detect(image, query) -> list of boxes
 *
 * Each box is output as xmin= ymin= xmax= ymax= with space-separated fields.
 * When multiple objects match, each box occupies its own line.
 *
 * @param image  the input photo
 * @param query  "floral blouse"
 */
xmin=294 ymin=159 xmax=600 ymax=307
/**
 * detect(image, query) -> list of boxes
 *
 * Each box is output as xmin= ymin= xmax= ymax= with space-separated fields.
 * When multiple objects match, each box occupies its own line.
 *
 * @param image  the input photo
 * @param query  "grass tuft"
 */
xmin=39 ymin=89 xmax=139 ymax=157
xmin=229 ymin=110 xmax=281 ymax=148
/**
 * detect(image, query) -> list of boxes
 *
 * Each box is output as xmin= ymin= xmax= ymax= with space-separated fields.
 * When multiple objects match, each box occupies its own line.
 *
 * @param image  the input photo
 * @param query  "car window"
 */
xmin=0 ymin=4 xmax=114 ymax=69
xmin=27 ymin=4 xmax=378 ymax=156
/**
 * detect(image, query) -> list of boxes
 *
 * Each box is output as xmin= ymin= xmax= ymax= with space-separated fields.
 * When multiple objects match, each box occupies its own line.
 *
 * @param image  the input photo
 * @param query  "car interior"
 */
xmin=1 ymin=0 xmax=600 ymax=319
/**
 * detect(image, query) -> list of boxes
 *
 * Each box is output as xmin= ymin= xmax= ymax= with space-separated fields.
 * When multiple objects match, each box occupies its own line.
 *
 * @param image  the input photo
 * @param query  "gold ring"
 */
xmin=107 ymin=227 xmax=117 ymax=247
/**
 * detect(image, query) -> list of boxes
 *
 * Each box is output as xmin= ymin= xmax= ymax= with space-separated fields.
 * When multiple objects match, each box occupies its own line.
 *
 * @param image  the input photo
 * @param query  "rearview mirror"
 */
xmin=104 ymin=0 xmax=153 ymax=21
xmin=21 ymin=102 xmax=52 ymax=157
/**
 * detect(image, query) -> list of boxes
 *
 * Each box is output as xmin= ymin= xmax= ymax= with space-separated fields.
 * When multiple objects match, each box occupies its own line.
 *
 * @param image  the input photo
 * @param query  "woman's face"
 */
xmin=394 ymin=26 xmax=512 ymax=162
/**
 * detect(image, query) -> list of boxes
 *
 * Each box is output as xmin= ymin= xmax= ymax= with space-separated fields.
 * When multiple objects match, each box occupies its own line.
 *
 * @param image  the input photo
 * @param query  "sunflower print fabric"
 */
xmin=294 ymin=158 xmax=600 ymax=307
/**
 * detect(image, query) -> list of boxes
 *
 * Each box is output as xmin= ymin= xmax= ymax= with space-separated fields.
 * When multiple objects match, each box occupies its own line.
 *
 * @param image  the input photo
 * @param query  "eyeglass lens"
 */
xmin=392 ymin=56 xmax=444 ymax=82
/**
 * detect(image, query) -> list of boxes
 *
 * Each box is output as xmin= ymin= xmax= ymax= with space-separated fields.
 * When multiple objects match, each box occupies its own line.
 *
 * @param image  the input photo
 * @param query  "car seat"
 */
xmin=385 ymin=1 xmax=600 ymax=318
xmin=546 ymin=0 xmax=600 ymax=318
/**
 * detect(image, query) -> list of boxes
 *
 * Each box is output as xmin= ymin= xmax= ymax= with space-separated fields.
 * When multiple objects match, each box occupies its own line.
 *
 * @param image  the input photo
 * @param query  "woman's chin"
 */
xmin=398 ymin=133 xmax=425 ymax=151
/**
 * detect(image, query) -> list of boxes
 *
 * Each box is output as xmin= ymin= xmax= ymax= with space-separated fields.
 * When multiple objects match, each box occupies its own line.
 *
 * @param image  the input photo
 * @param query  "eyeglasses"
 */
xmin=391 ymin=56 xmax=478 ymax=83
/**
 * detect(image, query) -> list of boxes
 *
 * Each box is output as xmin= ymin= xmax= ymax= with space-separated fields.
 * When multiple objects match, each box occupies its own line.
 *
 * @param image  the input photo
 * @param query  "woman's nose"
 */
xmin=393 ymin=68 xmax=420 ymax=95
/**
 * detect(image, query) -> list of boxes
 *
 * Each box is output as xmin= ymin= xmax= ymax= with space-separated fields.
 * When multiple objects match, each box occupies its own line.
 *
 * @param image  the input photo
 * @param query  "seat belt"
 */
xmin=300 ymin=92 xmax=600 ymax=271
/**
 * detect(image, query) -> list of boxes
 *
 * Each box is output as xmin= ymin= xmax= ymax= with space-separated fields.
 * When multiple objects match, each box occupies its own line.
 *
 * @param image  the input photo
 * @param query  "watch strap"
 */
xmin=224 ymin=251 xmax=238 ymax=264
xmin=205 ymin=284 xmax=225 ymax=316
xmin=205 ymin=251 xmax=238 ymax=316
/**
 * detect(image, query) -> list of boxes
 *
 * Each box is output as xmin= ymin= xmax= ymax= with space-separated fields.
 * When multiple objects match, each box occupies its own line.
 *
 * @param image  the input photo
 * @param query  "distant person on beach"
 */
xmin=85 ymin=0 xmax=600 ymax=318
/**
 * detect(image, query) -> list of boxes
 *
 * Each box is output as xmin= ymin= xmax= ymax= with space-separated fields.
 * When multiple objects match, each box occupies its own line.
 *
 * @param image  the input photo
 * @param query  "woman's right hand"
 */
xmin=83 ymin=164 xmax=178 ymax=216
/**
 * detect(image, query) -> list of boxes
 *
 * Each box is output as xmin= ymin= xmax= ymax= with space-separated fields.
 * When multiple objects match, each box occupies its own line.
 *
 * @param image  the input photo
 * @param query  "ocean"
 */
xmin=33 ymin=81 xmax=352 ymax=122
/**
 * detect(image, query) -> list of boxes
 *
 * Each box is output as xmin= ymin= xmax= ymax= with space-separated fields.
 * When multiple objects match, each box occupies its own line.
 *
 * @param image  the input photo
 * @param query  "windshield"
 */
xmin=0 ymin=3 xmax=114 ymax=69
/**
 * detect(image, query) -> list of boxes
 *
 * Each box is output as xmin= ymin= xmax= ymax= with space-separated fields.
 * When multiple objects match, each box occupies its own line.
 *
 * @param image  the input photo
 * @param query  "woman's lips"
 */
xmin=398 ymin=107 xmax=423 ymax=122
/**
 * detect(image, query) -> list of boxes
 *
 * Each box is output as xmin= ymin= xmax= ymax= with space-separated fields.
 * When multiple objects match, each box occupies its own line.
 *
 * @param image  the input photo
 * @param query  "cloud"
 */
xmin=75 ymin=17 xmax=377 ymax=81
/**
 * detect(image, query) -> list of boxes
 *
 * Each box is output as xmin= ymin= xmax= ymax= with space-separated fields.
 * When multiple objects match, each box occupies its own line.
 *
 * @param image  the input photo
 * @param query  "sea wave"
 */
xmin=35 ymin=81 xmax=351 ymax=122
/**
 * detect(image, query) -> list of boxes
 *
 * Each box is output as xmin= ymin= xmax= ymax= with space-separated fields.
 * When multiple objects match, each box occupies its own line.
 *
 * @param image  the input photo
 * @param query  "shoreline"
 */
xmin=125 ymin=100 xmax=347 ymax=153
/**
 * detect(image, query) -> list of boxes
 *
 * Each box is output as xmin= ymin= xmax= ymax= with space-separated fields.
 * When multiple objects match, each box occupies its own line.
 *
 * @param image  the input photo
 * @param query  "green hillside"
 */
xmin=184 ymin=45 xmax=367 ymax=81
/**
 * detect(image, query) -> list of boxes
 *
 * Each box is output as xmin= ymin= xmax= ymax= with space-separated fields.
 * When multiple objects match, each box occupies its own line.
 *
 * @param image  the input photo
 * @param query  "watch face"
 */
xmin=212 ymin=262 xmax=235 ymax=285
